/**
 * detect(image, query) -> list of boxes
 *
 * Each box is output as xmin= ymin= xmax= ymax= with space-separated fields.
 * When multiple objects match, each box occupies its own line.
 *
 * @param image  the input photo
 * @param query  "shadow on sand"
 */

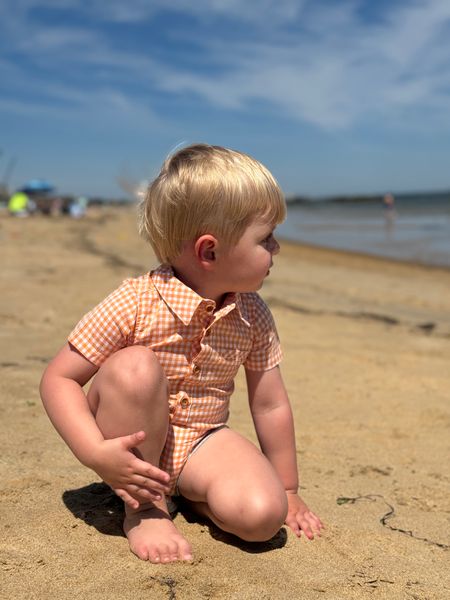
xmin=63 ymin=482 xmax=124 ymax=536
xmin=63 ymin=482 xmax=288 ymax=553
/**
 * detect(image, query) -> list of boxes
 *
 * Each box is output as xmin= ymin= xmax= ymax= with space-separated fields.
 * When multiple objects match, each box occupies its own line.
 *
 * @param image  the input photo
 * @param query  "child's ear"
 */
xmin=195 ymin=234 xmax=218 ymax=266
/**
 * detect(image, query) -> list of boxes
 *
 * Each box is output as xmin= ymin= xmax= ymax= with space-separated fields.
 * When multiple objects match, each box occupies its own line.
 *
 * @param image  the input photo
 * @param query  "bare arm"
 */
xmin=40 ymin=343 xmax=105 ymax=466
xmin=246 ymin=365 xmax=298 ymax=492
xmin=40 ymin=343 xmax=170 ymax=507
xmin=246 ymin=366 xmax=323 ymax=538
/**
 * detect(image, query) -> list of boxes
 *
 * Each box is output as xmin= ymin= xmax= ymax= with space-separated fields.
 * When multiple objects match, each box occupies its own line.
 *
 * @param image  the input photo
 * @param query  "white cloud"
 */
xmin=1 ymin=0 xmax=450 ymax=131
xmin=19 ymin=26 xmax=100 ymax=52
xmin=154 ymin=0 xmax=450 ymax=129
xmin=86 ymin=0 xmax=306 ymax=25
xmin=3 ymin=0 xmax=306 ymax=26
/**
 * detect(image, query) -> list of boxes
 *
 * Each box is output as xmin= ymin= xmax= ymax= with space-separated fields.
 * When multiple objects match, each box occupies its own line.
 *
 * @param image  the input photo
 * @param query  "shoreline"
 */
xmin=2 ymin=208 xmax=449 ymax=273
xmin=278 ymin=234 xmax=450 ymax=273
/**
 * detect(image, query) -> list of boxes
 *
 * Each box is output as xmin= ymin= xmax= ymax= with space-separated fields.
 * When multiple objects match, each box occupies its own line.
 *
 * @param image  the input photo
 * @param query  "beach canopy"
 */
xmin=21 ymin=179 xmax=55 ymax=193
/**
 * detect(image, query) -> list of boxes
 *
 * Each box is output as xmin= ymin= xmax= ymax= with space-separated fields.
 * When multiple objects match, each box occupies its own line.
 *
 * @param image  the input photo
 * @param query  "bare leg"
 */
xmin=177 ymin=428 xmax=288 ymax=542
xmin=87 ymin=346 xmax=192 ymax=563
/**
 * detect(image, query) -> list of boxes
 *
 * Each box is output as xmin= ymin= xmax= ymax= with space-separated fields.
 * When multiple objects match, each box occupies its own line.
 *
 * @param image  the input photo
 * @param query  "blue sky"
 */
xmin=1 ymin=0 xmax=450 ymax=198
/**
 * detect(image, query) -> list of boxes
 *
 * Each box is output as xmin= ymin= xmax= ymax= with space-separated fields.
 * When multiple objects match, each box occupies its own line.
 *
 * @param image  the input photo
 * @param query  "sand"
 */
xmin=1 ymin=206 xmax=449 ymax=599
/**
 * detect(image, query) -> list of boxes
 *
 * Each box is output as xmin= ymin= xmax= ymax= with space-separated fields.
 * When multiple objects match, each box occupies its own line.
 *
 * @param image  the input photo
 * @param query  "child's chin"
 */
xmin=238 ymin=278 xmax=265 ymax=293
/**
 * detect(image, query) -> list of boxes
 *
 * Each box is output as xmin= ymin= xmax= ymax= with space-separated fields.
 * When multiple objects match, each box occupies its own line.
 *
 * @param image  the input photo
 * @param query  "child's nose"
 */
xmin=271 ymin=237 xmax=280 ymax=255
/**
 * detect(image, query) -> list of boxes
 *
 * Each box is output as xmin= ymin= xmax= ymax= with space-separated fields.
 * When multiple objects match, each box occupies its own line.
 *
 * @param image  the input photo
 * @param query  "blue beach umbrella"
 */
xmin=21 ymin=179 xmax=55 ymax=193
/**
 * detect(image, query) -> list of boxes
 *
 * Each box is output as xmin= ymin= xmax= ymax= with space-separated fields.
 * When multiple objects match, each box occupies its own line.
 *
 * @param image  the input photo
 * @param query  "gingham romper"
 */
xmin=69 ymin=265 xmax=282 ymax=493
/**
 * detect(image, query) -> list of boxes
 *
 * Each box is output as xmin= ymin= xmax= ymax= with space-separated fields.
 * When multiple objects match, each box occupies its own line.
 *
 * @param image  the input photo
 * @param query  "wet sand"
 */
xmin=1 ymin=207 xmax=449 ymax=599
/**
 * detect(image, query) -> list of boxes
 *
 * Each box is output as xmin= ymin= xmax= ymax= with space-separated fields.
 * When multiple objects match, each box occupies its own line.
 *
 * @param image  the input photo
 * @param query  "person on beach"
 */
xmin=40 ymin=144 xmax=323 ymax=564
xmin=8 ymin=190 xmax=31 ymax=217
xmin=383 ymin=192 xmax=397 ymax=237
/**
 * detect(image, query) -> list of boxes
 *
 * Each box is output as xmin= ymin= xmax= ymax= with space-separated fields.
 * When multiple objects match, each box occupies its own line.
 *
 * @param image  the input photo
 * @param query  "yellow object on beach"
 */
xmin=8 ymin=191 xmax=29 ymax=214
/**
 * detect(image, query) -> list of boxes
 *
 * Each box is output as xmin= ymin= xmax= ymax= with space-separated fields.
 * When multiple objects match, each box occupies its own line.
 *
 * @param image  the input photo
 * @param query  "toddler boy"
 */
xmin=40 ymin=144 xmax=323 ymax=563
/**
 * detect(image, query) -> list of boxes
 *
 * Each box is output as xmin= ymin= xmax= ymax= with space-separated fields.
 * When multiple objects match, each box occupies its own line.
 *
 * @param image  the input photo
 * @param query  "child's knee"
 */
xmin=98 ymin=346 xmax=167 ymax=401
xmin=218 ymin=491 xmax=288 ymax=542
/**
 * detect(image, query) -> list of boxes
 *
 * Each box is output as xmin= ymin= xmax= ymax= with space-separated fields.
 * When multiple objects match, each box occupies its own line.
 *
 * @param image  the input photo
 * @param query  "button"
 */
xmin=206 ymin=304 xmax=214 ymax=313
xmin=192 ymin=363 xmax=201 ymax=375
xmin=180 ymin=396 xmax=190 ymax=409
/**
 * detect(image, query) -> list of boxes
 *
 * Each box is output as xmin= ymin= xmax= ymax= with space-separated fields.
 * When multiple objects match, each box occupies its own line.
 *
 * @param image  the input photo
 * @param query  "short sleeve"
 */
xmin=68 ymin=279 xmax=138 ymax=366
xmin=244 ymin=294 xmax=283 ymax=371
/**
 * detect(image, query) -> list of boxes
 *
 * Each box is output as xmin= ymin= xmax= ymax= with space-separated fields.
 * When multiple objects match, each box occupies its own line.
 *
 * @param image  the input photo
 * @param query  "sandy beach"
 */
xmin=1 ymin=206 xmax=449 ymax=600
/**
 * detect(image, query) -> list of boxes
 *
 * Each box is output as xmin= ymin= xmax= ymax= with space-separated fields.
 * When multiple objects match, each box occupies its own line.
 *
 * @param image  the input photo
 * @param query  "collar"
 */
xmin=150 ymin=265 xmax=250 ymax=327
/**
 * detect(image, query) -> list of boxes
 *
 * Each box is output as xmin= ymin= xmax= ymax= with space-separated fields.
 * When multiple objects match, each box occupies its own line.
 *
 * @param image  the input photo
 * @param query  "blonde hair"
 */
xmin=138 ymin=143 xmax=286 ymax=264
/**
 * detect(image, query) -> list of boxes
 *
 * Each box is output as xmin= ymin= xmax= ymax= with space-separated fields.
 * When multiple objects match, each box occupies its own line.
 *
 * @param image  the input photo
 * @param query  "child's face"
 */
xmin=217 ymin=219 xmax=280 ymax=293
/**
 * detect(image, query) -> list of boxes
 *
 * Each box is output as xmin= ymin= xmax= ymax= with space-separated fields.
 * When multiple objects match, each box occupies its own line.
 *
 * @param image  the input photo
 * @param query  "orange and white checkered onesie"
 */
xmin=69 ymin=265 xmax=282 ymax=493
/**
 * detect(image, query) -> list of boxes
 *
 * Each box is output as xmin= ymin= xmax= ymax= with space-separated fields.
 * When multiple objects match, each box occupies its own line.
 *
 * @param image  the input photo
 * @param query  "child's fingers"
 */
xmin=127 ymin=484 xmax=163 ymax=503
xmin=288 ymin=510 xmax=319 ymax=540
xmin=121 ymin=430 xmax=146 ymax=450
xmin=285 ymin=514 xmax=302 ymax=537
xmin=299 ymin=512 xmax=322 ymax=538
xmin=131 ymin=475 xmax=168 ymax=496
xmin=115 ymin=488 xmax=140 ymax=509
xmin=311 ymin=513 xmax=325 ymax=529
xmin=306 ymin=511 xmax=324 ymax=530
xmin=115 ymin=485 xmax=162 ymax=506
xmin=133 ymin=459 xmax=171 ymax=486
xmin=299 ymin=519 xmax=315 ymax=539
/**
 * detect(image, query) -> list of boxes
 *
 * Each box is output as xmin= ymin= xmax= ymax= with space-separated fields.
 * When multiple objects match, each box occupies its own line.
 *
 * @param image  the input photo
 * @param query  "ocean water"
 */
xmin=277 ymin=193 xmax=450 ymax=268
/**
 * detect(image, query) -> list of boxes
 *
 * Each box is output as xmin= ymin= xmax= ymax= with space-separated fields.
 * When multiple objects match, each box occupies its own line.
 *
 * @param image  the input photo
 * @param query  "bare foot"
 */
xmin=124 ymin=497 xmax=192 ymax=563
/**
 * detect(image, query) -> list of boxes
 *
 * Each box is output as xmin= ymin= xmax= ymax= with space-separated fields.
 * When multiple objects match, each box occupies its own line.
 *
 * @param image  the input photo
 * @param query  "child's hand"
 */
xmin=90 ymin=430 xmax=171 ymax=509
xmin=284 ymin=491 xmax=324 ymax=540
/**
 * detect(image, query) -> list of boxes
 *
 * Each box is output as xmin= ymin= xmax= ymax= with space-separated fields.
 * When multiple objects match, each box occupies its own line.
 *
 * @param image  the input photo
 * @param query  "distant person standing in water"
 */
xmin=383 ymin=193 xmax=397 ymax=237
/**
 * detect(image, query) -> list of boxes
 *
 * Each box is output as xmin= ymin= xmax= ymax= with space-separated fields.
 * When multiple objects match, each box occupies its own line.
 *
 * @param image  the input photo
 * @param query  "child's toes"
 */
xmin=134 ymin=543 xmax=150 ymax=561
xmin=147 ymin=547 xmax=161 ymax=563
xmin=178 ymin=538 xmax=193 ymax=561
xmin=160 ymin=542 xmax=176 ymax=563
